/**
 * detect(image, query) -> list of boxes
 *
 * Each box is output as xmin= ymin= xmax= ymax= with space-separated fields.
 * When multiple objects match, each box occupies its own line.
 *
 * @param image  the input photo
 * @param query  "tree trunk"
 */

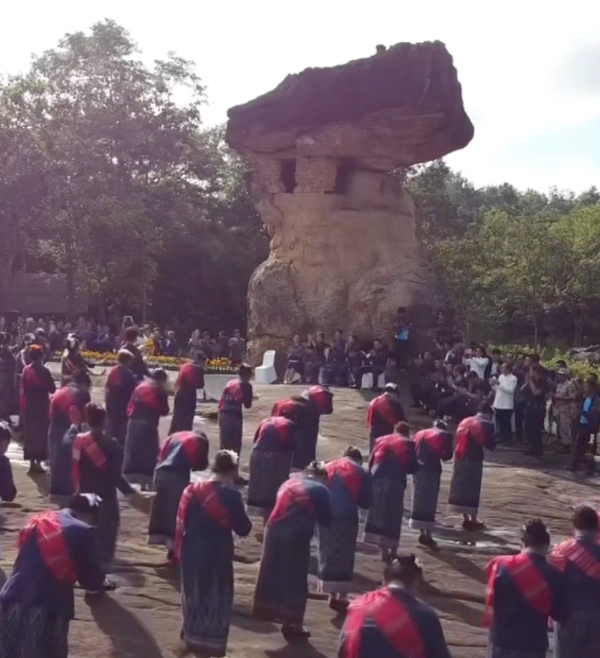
xmin=532 ymin=313 xmax=539 ymax=348
xmin=65 ymin=239 xmax=76 ymax=322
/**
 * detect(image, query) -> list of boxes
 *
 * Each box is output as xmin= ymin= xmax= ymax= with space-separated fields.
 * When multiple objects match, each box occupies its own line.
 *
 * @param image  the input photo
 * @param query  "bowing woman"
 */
xmin=48 ymin=371 xmax=92 ymax=499
xmin=363 ymin=421 xmax=419 ymax=562
xmin=291 ymin=385 xmax=334 ymax=470
xmin=217 ymin=363 xmax=253 ymax=456
xmin=123 ymin=368 xmax=170 ymax=490
xmin=0 ymin=493 xmax=105 ymax=658
xmin=409 ymin=419 xmax=453 ymax=549
xmin=339 ymin=553 xmax=451 ymax=658
xmin=317 ymin=447 xmax=372 ymax=613
xmin=72 ymin=403 xmax=150 ymax=576
xmin=447 ymin=402 xmax=496 ymax=531
xmin=253 ymin=461 xmax=332 ymax=640
xmin=175 ymin=450 xmax=252 ymax=658
xmin=367 ymin=383 xmax=406 ymax=451
xmin=148 ymin=430 xmax=209 ymax=559
xmin=246 ymin=414 xmax=297 ymax=520
xmin=550 ymin=504 xmax=600 ymax=658
xmin=104 ymin=349 xmax=137 ymax=446
xmin=485 ymin=519 xmax=569 ymax=658
xmin=169 ymin=355 xmax=205 ymax=434
xmin=20 ymin=343 xmax=55 ymax=474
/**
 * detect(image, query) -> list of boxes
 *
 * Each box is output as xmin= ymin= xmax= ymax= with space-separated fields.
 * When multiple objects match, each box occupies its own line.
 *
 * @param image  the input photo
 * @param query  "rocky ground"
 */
xmin=1 ymin=378 xmax=600 ymax=658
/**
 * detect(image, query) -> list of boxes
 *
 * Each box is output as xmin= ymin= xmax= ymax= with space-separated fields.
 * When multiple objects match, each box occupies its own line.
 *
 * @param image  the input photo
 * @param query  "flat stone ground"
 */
xmin=2 ymin=376 xmax=600 ymax=658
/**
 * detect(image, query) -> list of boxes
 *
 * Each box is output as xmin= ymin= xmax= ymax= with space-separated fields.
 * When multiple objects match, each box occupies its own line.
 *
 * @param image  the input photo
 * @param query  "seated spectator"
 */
xmin=325 ymin=330 xmax=348 ymax=386
xmin=357 ymin=339 xmax=390 ymax=392
xmin=346 ymin=335 xmax=365 ymax=387
xmin=199 ymin=331 xmax=214 ymax=360
xmin=464 ymin=345 xmax=490 ymax=379
xmin=163 ymin=330 xmax=180 ymax=357
xmin=216 ymin=330 xmax=229 ymax=358
xmin=95 ymin=325 xmax=115 ymax=353
xmin=305 ymin=332 xmax=329 ymax=385
xmin=229 ymin=329 xmax=246 ymax=365
xmin=284 ymin=335 xmax=306 ymax=384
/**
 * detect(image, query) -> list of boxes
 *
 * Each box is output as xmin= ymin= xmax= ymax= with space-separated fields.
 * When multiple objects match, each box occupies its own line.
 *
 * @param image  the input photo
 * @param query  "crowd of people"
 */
xmin=1 ymin=324 xmax=600 ymax=658
xmin=409 ymin=340 xmax=600 ymax=473
xmin=0 ymin=314 xmax=246 ymax=361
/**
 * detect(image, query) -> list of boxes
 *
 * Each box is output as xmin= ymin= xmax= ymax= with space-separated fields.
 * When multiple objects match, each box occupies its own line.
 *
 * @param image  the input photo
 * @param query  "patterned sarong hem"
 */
xmin=409 ymin=518 xmax=436 ymax=531
xmin=183 ymin=633 xmax=227 ymax=658
xmin=486 ymin=643 xmax=546 ymax=658
xmin=449 ymin=504 xmax=479 ymax=515
xmin=362 ymin=532 xmax=398 ymax=551
xmin=318 ymin=579 xmax=354 ymax=594
xmin=147 ymin=534 xmax=173 ymax=548
xmin=246 ymin=505 xmax=269 ymax=518
xmin=124 ymin=474 xmax=153 ymax=490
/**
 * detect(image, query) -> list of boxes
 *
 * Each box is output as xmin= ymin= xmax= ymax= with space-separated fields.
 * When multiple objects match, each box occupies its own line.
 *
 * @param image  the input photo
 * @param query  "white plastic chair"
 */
xmin=361 ymin=372 xmax=385 ymax=390
xmin=255 ymin=350 xmax=277 ymax=384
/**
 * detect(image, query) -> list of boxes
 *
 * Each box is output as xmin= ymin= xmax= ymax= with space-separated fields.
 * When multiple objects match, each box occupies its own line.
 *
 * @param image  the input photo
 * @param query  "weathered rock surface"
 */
xmin=2 ymin=381 xmax=599 ymax=658
xmin=226 ymin=42 xmax=473 ymax=359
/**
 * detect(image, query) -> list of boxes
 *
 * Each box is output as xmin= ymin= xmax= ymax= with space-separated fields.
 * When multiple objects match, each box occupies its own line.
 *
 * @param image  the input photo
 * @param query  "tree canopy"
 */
xmin=0 ymin=20 xmax=267 ymax=332
xmin=405 ymin=162 xmax=600 ymax=346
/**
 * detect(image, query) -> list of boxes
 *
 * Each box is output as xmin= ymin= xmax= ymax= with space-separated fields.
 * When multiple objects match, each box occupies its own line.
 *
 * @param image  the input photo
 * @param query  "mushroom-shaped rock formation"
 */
xmin=226 ymin=41 xmax=473 ymax=362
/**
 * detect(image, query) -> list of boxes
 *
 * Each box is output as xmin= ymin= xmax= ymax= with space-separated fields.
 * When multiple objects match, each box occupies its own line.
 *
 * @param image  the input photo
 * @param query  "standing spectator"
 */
xmin=522 ymin=365 xmax=549 ymax=457
xmin=553 ymin=368 xmax=578 ymax=455
xmin=163 ymin=330 xmax=180 ymax=357
xmin=0 ymin=333 xmax=16 ymax=424
xmin=229 ymin=329 xmax=245 ymax=366
xmin=493 ymin=362 xmax=518 ymax=444
xmin=569 ymin=378 xmax=600 ymax=473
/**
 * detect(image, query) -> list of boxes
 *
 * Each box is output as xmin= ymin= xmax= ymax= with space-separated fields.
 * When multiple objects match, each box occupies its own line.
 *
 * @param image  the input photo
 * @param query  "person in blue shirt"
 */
xmin=570 ymin=378 xmax=600 ymax=473
xmin=0 ymin=421 xmax=16 ymax=503
xmin=0 ymin=493 xmax=105 ymax=658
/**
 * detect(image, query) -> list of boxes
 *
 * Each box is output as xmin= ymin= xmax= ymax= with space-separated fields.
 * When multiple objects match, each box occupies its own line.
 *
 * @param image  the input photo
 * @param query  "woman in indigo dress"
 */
xmin=123 ymin=369 xmax=170 ymax=490
xmin=148 ymin=430 xmax=209 ymax=560
xmin=20 ymin=344 xmax=55 ymax=474
xmin=175 ymin=450 xmax=251 ymax=657
xmin=104 ymin=349 xmax=137 ymax=446
xmin=253 ymin=461 xmax=332 ymax=640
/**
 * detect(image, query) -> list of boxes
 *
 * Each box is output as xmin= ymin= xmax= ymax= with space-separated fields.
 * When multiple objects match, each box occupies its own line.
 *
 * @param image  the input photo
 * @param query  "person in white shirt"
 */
xmin=464 ymin=346 xmax=490 ymax=380
xmin=493 ymin=362 xmax=518 ymax=444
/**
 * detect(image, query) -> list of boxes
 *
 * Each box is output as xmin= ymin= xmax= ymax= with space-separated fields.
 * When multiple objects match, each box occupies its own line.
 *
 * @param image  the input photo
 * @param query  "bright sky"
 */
xmin=4 ymin=0 xmax=600 ymax=192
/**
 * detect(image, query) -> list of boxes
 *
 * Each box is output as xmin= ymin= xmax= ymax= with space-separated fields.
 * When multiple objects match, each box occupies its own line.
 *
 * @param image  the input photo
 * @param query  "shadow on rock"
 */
xmin=88 ymin=592 xmax=165 ymax=658
xmin=421 ymin=582 xmax=484 ymax=628
xmin=231 ymin=606 xmax=279 ymax=634
xmin=428 ymin=549 xmax=488 ymax=585
xmin=266 ymin=643 xmax=330 ymax=658
xmin=112 ymin=558 xmax=148 ymax=587
xmin=153 ymin=563 xmax=181 ymax=593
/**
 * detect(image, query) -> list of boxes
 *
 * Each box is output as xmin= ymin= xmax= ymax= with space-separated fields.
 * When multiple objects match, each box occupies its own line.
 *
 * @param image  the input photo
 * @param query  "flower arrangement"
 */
xmin=50 ymin=351 xmax=238 ymax=374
